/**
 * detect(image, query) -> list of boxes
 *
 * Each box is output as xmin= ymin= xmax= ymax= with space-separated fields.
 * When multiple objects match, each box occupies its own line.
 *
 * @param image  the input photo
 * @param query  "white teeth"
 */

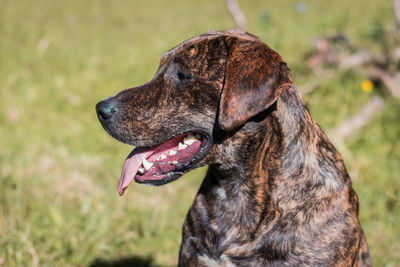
xmin=169 ymin=150 xmax=177 ymax=156
xmin=183 ymin=133 xmax=197 ymax=145
xmin=183 ymin=139 xmax=194 ymax=145
xmin=138 ymin=168 xmax=144 ymax=174
xmin=160 ymin=153 xmax=167 ymax=160
xmin=142 ymin=157 xmax=153 ymax=170
xmin=178 ymin=142 xmax=188 ymax=150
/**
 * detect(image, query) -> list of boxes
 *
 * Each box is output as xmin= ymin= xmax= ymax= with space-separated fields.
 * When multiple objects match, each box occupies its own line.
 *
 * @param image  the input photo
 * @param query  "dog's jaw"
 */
xmin=118 ymin=132 xmax=213 ymax=195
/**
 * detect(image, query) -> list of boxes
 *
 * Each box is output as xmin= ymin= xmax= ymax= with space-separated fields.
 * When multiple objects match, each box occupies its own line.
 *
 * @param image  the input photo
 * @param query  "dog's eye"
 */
xmin=177 ymin=71 xmax=191 ymax=81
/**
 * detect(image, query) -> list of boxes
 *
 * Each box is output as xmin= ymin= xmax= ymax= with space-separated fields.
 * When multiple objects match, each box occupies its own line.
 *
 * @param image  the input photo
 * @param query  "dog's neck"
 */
xmin=196 ymin=87 xmax=348 ymax=235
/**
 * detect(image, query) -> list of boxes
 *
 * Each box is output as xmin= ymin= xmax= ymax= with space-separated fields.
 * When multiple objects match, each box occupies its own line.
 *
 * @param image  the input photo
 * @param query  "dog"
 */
xmin=96 ymin=30 xmax=372 ymax=266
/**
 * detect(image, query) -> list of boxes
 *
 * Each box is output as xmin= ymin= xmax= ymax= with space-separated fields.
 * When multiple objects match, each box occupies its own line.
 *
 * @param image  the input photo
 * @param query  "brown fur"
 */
xmin=96 ymin=30 xmax=372 ymax=266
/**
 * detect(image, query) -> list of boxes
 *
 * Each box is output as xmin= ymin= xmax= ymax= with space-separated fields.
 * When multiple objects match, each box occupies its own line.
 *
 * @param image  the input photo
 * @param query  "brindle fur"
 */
xmin=96 ymin=30 xmax=372 ymax=266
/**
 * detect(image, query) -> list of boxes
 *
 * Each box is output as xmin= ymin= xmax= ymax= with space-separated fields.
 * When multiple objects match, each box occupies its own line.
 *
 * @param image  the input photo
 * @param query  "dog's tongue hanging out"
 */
xmin=118 ymin=150 xmax=151 ymax=196
xmin=118 ymin=133 xmax=202 ymax=195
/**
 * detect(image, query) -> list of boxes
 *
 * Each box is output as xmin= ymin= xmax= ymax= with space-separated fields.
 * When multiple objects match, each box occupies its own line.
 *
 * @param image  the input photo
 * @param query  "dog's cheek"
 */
xmin=189 ymin=83 xmax=221 ymax=113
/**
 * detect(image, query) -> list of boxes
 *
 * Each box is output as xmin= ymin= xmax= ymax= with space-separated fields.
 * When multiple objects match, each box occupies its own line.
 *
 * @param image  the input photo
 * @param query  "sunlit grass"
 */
xmin=0 ymin=0 xmax=399 ymax=266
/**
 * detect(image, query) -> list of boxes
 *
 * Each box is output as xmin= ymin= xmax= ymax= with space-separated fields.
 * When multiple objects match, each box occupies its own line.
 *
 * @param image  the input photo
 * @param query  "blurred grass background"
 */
xmin=0 ymin=0 xmax=399 ymax=266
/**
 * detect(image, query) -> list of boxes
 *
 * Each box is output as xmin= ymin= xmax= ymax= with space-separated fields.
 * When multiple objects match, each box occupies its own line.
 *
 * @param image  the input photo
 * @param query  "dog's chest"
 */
xmin=197 ymin=254 xmax=238 ymax=267
xmin=181 ymin=190 xmax=267 ymax=264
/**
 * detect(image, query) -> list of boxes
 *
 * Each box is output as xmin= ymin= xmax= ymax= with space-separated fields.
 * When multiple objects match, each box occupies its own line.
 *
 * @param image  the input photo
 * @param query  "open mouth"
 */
xmin=118 ymin=132 xmax=211 ymax=195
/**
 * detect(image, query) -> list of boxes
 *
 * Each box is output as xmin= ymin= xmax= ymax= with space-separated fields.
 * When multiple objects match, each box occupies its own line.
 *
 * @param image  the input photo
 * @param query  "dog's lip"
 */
xmin=118 ymin=131 xmax=212 ymax=195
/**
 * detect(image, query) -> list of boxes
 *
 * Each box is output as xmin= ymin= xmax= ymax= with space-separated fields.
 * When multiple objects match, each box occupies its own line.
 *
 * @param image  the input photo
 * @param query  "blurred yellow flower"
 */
xmin=361 ymin=80 xmax=373 ymax=92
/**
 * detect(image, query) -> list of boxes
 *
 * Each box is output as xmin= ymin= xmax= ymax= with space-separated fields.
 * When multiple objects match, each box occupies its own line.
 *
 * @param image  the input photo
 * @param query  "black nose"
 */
xmin=96 ymin=99 xmax=117 ymax=121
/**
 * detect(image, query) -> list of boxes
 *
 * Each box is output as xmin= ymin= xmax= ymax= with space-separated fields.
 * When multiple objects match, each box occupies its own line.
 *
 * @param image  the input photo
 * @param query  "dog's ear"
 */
xmin=218 ymin=37 xmax=292 ymax=131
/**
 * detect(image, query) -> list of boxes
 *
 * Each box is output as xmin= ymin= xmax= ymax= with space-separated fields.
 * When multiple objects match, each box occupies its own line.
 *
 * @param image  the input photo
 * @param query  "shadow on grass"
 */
xmin=90 ymin=255 xmax=161 ymax=267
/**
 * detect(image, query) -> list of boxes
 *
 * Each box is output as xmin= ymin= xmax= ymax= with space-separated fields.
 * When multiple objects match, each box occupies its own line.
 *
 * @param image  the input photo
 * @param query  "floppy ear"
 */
xmin=218 ymin=37 xmax=292 ymax=131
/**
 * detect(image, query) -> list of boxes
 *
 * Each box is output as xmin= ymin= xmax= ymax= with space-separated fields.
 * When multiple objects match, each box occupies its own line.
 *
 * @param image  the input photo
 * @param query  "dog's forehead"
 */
xmin=159 ymin=30 xmax=260 ymax=65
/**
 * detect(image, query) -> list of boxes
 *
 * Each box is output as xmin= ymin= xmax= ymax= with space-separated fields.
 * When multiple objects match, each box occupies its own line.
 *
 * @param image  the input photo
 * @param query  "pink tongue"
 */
xmin=118 ymin=150 xmax=152 ymax=196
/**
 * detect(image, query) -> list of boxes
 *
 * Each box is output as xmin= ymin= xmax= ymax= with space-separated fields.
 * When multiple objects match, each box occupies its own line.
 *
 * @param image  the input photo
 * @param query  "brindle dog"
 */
xmin=96 ymin=30 xmax=372 ymax=266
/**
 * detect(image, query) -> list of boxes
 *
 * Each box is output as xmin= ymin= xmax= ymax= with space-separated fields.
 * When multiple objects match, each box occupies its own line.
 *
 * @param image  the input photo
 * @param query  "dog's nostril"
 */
xmin=96 ymin=100 xmax=117 ymax=121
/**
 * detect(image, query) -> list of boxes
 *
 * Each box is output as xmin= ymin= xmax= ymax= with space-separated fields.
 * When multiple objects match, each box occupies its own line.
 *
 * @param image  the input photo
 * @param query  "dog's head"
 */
xmin=96 ymin=30 xmax=292 ymax=195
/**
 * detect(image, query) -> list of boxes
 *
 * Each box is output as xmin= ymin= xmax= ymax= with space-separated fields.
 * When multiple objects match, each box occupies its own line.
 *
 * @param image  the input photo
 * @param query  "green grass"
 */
xmin=0 ymin=0 xmax=399 ymax=266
